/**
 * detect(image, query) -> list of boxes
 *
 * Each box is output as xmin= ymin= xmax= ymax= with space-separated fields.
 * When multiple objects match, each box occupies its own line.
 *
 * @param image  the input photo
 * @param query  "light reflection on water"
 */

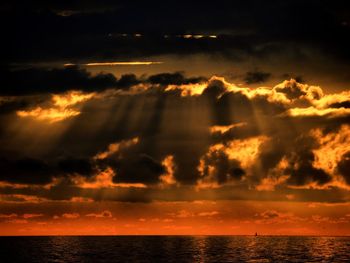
xmin=1 ymin=236 xmax=350 ymax=262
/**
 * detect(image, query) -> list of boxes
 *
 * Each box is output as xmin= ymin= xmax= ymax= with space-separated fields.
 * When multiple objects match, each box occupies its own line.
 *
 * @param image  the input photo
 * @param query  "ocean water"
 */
xmin=0 ymin=236 xmax=349 ymax=262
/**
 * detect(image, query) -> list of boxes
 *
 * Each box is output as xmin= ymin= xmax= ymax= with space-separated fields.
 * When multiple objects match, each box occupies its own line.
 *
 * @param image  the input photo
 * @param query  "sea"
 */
xmin=0 ymin=236 xmax=349 ymax=262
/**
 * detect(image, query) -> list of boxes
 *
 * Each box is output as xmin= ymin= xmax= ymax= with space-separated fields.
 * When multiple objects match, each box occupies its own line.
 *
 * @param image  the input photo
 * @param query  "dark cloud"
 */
xmin=285 ymin=136 xmax=332 ymax=186
xmin=1 ymin=67 xmax=205 ymax=96
xmin=57 ymin=157 xmax=96 ymax=177
xmin=0 ymin=157 xmax=53 ymax=185
xmin=110 ymin=154 xmax=166 ymax=184
xmin=93 ymin=138 xmax=167 ymax=184
xmin=117 ymin=74 xmax=141 ymax=89
xmin=329 ymin=101 xmax=350 ymax=108
xmin=281 ymin=74 xmax=305 ymax=83
xmin=148 ymin=72 xmax=206 ymax=86
xmin=337 ymin=152 xmax=350 ymax=184
xmin=211 ymin=123 xmax=261 ymax=144
xmin=274 ymin=80 xmax=307 ymax=100
xmin=200 ymin=150 xmax=245 ymax=185
xmin=244 ymin=70 xmax=271 ymax=84
xmin=286 ymin=162 xmax=331 ymax=186
xmin=0 ymin=98 xmax=32 ymax=114
xmin=0 ymin=156 xmax=95 ymax=185
xmin=1 ymin=66 xmax=118 ymax=95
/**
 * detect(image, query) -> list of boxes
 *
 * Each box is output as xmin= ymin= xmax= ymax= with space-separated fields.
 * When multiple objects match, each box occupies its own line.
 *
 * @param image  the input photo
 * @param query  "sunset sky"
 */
xmin=1 ymin=0 xmax=350 ymax=236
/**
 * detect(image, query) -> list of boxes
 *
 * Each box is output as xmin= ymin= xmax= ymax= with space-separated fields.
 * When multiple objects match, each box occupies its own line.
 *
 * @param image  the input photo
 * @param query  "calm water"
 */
xmin=0 ymin=236 xmax=349 ymax=262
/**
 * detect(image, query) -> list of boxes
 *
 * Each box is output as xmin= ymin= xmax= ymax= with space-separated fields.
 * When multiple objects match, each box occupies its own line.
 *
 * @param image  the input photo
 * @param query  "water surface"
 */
xmin=1 ymin=236 xmax=349 ymax=262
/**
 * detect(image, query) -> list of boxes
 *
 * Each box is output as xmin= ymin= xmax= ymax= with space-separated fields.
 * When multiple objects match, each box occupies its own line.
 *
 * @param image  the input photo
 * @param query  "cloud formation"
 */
xmin=0 ymin=74 xmax=349 ymax=203
xmin=2 ymin=67 xmax=205 ymax=96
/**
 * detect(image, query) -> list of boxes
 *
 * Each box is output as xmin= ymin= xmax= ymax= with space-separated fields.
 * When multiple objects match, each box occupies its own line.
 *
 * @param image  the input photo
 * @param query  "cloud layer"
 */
xmin=0 ymin=70 xmax=349 ymax=203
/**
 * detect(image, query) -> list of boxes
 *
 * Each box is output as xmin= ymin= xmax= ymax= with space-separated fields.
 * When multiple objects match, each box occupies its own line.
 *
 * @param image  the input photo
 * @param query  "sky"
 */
xmin=0 ymin=0 xmax=350 ymax=236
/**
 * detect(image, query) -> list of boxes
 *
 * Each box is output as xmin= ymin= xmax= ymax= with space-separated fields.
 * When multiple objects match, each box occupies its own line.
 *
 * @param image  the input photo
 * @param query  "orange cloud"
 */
xmin=314 ymin=90 xmax=350 ymax=109
xmin=170 ymin=209 xmax=194 ymax=218
xmin=307 ymin=124 xmax=350 ymax=189
xmin=283 ymin=107 xmax=350 ymax=118
xmin=169 ymin=209 xmax=219 ymax=218
xmin=197 ymin=135 xmax=268 ymax=189
xmin=312 ymin=125 xmax=350 ymax=174
xmin=0 ymin=194 xmax=48 ymax=203
xmin=94 ymin=137 xmax=139 ymax=160
xmin=210 ymin=122 xmax=247 ymax=134
xmin=17 ymin=107 xmax=80 ymax=122
xmin=23 ymin=213 xmax=43 ymax=219
xmin=223 ymin=136 xmax=268 ymax=168
xmin=164 ymin=78 xmax=349 ymax=123
xmin=0 ymin=213 xmax=17 ymax=218
xmin=165 ymin=76 xmax=242 ymax=98
xmin=86 ymin=210 xmax=112 ymax=218
xmin=256 ymin=158 xmax=290 ymax=191
xmin=159 ymin=155 xmax=177 ymax=187
xmin=164 ymin=77 xmax=303 ymax=104
xmin=64 ymin=61 xmax=163 ymax=66
xmin=7 ymin=219 xmax=28 ymax=224
xmin=52 ymin=91 xmax=95 ymax=108
xmin=274 ymin=80 xmax=350 ymax=118
xmin=68 ymin=137 xmax=147 ymax=189
xmin=256 ymin=175 xmax=289 ymax=191
xmin=255 ymin=210 xmax=305 ymax=225
xmin=17 ymin=91 xmax=95 ymax=122
xmin=273 ymin=79 xmax=324 ymax=103
xmin=62 ymin=213 xmax=80 ymax=219
xmin=69 ymin=197 xmax=94 ymax=203
xmin=165 ymin=83 xmax=207 ymax=96
xmin=197 ymin=211 xmax=219 ymax=217
xmin=72 ymin=167 xmax=147 ymax=189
